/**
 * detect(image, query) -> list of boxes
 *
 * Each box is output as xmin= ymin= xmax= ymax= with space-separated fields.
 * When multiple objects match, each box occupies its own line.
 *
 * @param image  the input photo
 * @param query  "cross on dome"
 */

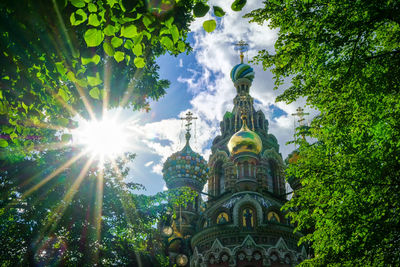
xmin=234 ymin=40 xmax=249 ymax=63
xmin=180 ymin=111 xmax=197 ymax=143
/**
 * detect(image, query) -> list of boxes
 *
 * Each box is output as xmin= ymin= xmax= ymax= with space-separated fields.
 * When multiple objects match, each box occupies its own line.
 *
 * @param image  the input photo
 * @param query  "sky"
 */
xmin=86 ymin=0 xmax=318 ymax=195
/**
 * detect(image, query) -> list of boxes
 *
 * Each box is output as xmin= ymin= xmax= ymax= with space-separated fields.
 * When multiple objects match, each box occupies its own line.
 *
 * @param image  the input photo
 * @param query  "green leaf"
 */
xmin=88 ymin=3 xmax=97 ymax=12
xmin=161 ymin=36 xmax=173 ymax=50
xmin=84 ymin=29 xmax=104 ymax=47
xmin=66 ymin=71 xmax=76 ymax=82
xmin=88 ymin=14 xmax=100 ymax=27
xmin=114 ymin=51 xmax=125 ymax=62
xmin=213 ymin=6 xmax=226 ymax=17
xmin=22 ymin=102 xmax=28 ymax=113
xmin=103 ymin=42 xmax=114 ymax=56
xmin=231 ymin=0 xmax=247 ymax=11
xmin=81 ymin=54 xmax=100 ymax=65
xmin=58 ymin=88 xmax=69 ymax=101
xmin=70 ymin=0 xmax=85 ymax=8
xmin=170 ymin=25 xmax=179 ymax=43
xmin=55 ymin=62 xmax=67 ymax=75
xmin=89 ymin=87 xmax=100 ymax=99
xmin=132 ymin=43 xmax=142 ymax=56
xmin=111 ymin=37 xmax=123 ymax=48
xmin=143 ymin=15 xmax=154 ymax=29
xmin=203 ymin=20 xmax=216 ymax=33
xmin=177 ymin=41 xmax=186 ymax=53
xmin=10 ymin=132 xmax=17 ymax=140
xmin=0 ymin=139 xmax=8 ymax=147
xmin=121 ymin=25 xmax=137 ymax=38
xmin=70 ymin=9 xmax=87 ymax=26
xmin=134 ymin=57 xmax=145 ymax=68
xmin=87 ymin=72 xmax=102 ymax=86
xmin=104 ymin=25 xmax=116 ymax=36
xmin=124 ymin=39 xmax=134 ymax=49
xmin=193 ymin=2 xmax=210 ymax=17
xmin=106 ymin=0 xmax=118 ymax=8
xmin=164 ymin=16 xmax=174 ymax=28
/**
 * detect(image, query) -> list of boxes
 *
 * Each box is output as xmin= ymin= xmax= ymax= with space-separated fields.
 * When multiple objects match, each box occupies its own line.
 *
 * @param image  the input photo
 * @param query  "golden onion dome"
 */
xmin=227 ymin=117 xmax=262 ymax=156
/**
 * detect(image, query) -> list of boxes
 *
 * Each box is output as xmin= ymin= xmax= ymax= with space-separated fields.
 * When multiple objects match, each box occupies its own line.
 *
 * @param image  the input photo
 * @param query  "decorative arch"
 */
xmin=233 ymin=194 xmax=263 ymax=227
xmin=265 ymin=206 xmax=284 ymax=224
xmin=263 ymin=149 xmax=284 ymax=195
xmin=232 ymin=235 xmax=268 ymax=265
xmin=209 ymin=150 xmax=229 ymax=196
xmin=203 ymin=239 xmax=233 ymax=266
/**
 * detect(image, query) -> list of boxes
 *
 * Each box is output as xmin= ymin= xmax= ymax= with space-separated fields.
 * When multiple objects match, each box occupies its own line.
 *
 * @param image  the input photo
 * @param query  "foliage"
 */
xmin=248 ymin=0 xmax=400 ymax=265
xmin=0 ymin=0 xmax=195 ymax=152
xmin=0 ymin=147 xmax=198 ymax=266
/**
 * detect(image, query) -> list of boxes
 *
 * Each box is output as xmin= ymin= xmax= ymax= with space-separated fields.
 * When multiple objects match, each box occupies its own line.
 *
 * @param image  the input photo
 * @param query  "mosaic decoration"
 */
xmin=163 ymin=143 xmax=209 ymax=186
xmin=221 ymin=194 xmax=273 ymax=209
xmin=251 ymin=195 xmax=272 ymax=208
xmin=230 ymin=63 xmax=255 ymax=82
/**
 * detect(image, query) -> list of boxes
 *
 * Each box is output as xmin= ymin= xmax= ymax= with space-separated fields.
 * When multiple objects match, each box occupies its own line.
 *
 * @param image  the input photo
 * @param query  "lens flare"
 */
xmin=73 ymin=113 xmax=130 ymax=160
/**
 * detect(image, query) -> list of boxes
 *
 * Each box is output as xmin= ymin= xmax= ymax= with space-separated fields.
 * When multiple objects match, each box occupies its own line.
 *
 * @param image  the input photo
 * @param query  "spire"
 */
xmin=235 ymin=40 xmax=248 ymax=64
xmin=180 ymin=111 xmax=197 ymax=146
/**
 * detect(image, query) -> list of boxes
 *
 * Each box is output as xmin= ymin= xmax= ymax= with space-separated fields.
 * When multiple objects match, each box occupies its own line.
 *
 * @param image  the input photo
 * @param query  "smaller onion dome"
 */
xmin=163 ymin=132 xmax=209 ymax=190
xmin=230 ymin=63 xmax=255 ymax=83
xmin=227 ymin=116 xmax=262 ymax=156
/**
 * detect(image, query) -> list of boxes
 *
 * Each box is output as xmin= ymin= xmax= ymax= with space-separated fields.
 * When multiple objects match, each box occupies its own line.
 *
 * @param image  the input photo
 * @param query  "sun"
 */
xmin=72 ymin=113 xmax=131 ymax=160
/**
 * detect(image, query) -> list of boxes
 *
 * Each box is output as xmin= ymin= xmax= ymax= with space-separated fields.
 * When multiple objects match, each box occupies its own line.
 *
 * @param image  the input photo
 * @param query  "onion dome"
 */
xmin=230 ymin=63 xmax=255 ymax=83
xmin=227 ymin=116 xmax=262 ymax=156
xmin=163 ymin=132 xmax=208 ymax=191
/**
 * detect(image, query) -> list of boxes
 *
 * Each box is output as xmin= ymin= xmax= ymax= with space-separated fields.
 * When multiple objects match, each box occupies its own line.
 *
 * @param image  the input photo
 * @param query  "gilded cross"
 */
xmin=180 ymin=111 xmax=197 ymax=133
xmin=234 ymin=40 xmax=249 ymax=63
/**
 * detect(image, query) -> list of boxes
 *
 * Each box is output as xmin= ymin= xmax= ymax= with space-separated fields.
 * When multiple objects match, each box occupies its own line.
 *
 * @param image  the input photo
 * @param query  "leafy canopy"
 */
xmin=248 ymin=0 xmax=400 ymax=265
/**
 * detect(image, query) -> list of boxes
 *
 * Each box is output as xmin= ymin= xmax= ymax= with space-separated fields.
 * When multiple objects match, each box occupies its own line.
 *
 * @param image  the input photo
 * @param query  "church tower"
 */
xmin=162 ymin=111 xmax=209 ymax=266
xmin=189 ymin=42 xmax=305 ymax=266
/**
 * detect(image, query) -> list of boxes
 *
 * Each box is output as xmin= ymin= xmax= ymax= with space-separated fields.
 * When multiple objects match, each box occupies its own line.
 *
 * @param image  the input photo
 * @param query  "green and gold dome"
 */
xmin=230 ymin=63 xmax=255 ymax=83
xmin=227 ymin=117 xmax=262 ymax=156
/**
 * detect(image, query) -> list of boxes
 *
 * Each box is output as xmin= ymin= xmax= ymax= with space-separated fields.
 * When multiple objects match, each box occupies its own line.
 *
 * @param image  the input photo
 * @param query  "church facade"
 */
xmin=162 ymin=55 xmax=305 ymax=267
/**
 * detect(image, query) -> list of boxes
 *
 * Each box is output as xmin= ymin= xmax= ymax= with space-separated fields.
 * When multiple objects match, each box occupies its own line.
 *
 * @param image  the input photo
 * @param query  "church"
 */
xmin=161 ymin=47 xmax=306 ymax=267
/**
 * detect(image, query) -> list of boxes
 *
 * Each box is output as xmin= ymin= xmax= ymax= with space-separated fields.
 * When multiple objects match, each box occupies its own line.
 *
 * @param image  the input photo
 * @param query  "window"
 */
xmin=267 ymin=211 xmax=280 ymax=223
xmin=216 ymin=212 xmax=229 ymax=224
xmin=242 ymin=208 xmax=255 ymax=229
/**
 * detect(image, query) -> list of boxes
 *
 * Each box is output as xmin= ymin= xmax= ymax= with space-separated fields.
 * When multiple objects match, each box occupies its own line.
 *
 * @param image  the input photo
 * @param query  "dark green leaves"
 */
xmin=213 ymin=6 xmax=225 ymax=17
xmin=231 ymin=0 xmax=246 ymax=12
xmin=193 ymin=2 xmax=210 ymax=17
xmin=203 ymin=20 xmax=216 ymax=33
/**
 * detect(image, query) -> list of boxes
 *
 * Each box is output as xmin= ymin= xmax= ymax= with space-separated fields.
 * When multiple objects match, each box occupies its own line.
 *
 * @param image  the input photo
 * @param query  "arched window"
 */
xmin=216 ymin=212 xmax=229 ymax=224
xmin=215 ymin=161 xmax=225 ymax=195
xmin=267 ymin=211 xmax=280 ymax=223
xmin=268 ymin=160 xmax=279 ymax=194
xmin=243 ymin=161 xmax=249 ymax=177
xmin=241 ymin=207 xmax=255 ymax=230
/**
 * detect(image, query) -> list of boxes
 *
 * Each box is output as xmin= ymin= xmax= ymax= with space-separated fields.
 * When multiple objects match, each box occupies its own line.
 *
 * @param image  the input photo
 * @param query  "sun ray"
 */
xmin=102 ymin=58 xmax=111 ymax=117
xmin=93 ymin=166 xmax=104 ymax=264
xmin=19 ymin=150 xmax=86 ymax=202
xmin=42 ymin=156 xmax=95 ymax=236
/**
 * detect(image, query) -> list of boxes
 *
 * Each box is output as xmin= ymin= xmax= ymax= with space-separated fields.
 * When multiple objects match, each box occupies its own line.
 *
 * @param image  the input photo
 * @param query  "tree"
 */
xmin=0 ymin=0 xmax=198 ymax=265
xmin=247 ymin=0 xmax=400 ymax=265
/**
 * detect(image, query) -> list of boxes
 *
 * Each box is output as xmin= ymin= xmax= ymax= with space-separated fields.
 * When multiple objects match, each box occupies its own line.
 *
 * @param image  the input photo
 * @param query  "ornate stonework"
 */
xmin=163 ymin=55 xmax=304 ymax=266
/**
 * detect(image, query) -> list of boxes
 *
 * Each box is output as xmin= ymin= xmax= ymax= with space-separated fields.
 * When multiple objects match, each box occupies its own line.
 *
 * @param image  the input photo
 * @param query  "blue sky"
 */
xmin=90 ymin=0 xmax=317 ymax=195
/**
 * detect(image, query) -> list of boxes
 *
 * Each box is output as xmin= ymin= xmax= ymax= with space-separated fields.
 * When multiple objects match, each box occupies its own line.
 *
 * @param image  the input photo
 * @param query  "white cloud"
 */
xmin=144 ymin=161 xmax=154 ymax=167
xmin=130 ymin=0 xmax=319 ymax=194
